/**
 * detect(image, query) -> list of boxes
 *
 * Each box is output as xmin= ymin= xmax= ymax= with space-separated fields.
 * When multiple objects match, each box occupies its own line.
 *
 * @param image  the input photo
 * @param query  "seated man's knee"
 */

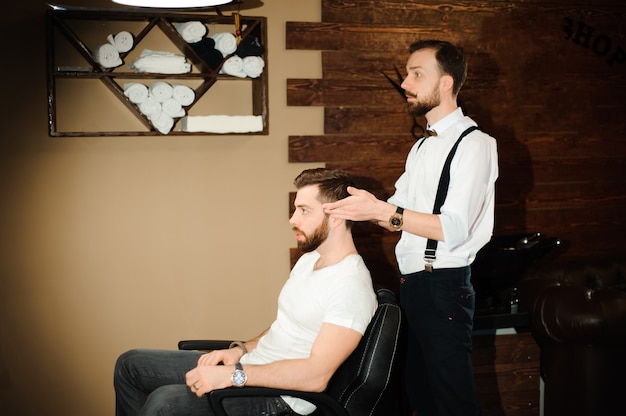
xmin=114 ymin=349 xmax=144 ymax=385
xmin=143 ymin=385 xmax=205 ymax=416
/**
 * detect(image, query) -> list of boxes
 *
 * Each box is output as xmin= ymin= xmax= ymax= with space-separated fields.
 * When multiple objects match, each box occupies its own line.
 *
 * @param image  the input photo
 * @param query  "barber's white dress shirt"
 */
xmin=388 ymin=108 xmax=499 ymax=274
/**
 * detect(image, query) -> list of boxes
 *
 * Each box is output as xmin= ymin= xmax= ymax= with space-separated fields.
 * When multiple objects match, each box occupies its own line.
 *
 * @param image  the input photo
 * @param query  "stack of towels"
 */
xmin=130 ymin=49 xmax=192 ymax=74
xmin=93 ymin=30 xmax=135 ymax=69
xmin=123 ymin=81 xmax=196 ymax=134
xmin=176 ymin=20 xmax=265 ymax=78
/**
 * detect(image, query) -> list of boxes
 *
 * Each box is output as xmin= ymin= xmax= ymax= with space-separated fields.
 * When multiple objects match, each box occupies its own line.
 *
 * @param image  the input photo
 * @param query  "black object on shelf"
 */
xmin=471 ymin=232 xmax=561 ymax=314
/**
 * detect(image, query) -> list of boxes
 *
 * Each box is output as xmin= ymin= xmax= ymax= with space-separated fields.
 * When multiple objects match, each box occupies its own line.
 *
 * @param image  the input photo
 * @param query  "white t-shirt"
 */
xmin=240 ymin=251 xmax=377 ymax=414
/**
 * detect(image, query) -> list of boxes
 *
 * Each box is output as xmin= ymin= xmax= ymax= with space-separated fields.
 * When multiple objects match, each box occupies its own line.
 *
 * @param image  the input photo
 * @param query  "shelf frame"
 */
xmin=46 ymin=4 xmax=268 ymax=137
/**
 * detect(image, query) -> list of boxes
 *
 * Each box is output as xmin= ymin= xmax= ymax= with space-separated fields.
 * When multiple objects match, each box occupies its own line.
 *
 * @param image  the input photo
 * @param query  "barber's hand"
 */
xmin=185 ymin=365 xmax=233 ymax=397
xmin=323 ymin=187 xmax=387 ymax=222
xmin=197 ymin=348 xmax=242 ymax=366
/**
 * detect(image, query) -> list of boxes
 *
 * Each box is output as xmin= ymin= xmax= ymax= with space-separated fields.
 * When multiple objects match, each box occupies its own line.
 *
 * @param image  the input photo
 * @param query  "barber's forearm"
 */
xmin=402 ymin=211 xmax=444 ymax=241
xmin=382 ymin=206 xmax=445 ymax=241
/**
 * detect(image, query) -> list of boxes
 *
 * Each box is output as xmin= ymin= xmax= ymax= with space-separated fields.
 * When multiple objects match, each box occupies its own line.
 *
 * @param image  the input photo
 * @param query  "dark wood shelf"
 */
xmin=46 ymin=4 xmax=268 ymax=136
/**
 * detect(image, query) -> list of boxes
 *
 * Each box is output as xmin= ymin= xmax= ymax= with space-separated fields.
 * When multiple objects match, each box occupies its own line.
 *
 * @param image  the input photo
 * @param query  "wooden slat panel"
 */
xmin=322 ymin=51 xmax=408 ymax=81
xmin=287 ymin=78 xmax=401 ymax=107
xmin=323 ymin=107 xmax=417 ymax=135
xmin=320 ymin=0 xmax=626 ymax=24
xmin=501 ymin=134 xmax=626 ymax=162
xmin=288 ymin=134 xmax=414 ymax=163
xmin=286 ymin=22 xmax=454 ymax=52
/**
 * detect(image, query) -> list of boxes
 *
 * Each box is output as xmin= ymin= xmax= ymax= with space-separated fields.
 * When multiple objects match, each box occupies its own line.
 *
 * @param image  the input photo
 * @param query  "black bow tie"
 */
xmin=424 ymin=129 xmax=437 ymax=138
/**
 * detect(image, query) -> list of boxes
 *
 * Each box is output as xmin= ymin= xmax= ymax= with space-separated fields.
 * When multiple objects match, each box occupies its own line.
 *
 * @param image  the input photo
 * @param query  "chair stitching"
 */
xmin=342 ymin=304 xmax=402 ymax=415
xmin=336 ymin=307 xmax=383 ymax=400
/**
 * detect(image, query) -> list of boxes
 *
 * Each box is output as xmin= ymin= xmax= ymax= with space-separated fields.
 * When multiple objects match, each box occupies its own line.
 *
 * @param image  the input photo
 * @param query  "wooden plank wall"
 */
xmin=286 ymin=0 xmax=626 ymax=293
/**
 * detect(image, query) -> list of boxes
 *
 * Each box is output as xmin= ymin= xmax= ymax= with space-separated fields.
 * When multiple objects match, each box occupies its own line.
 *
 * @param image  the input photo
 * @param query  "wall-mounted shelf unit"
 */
xmin=46 ymin=4 xmax=268 ymax=136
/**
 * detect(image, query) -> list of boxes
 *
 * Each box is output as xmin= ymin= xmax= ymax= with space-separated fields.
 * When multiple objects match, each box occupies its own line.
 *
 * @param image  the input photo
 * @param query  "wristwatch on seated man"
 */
xmin=231 ymin=362 xmax=247 ymax=387
xmin=389 ymin=206 xmax=404 ymax=230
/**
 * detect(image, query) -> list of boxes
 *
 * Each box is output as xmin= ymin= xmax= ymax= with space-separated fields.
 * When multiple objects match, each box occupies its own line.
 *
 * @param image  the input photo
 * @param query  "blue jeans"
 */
xmin=399 ymin=266 xmax=482 ymax=416
xmin=114 ymin=349 xmax=298 ymax=416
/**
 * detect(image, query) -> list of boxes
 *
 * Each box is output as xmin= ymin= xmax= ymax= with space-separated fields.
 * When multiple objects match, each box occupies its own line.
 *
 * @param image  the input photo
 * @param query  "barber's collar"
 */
xmin=428 ymin=107 xmax=465 ymax=137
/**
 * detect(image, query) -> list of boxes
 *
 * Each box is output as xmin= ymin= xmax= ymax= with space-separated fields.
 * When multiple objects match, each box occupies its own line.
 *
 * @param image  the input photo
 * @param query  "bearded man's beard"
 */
xmin=407 ymin=85 xmax=441 ymax=117
xmin=295 ymin=216 xmax=329 ymax=253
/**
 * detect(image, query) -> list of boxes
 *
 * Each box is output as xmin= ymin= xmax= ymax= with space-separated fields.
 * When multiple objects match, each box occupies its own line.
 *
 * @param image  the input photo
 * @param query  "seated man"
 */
xmin=114 ymin=168 xmax=378 ymax=416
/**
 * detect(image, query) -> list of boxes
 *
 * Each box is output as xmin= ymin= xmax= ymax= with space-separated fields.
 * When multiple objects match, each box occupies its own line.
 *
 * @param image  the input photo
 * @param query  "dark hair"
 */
xmin=294 ymin=168 xmax=354 ymax=203
xmin=409 ymin=40 xmax=467 ymax=96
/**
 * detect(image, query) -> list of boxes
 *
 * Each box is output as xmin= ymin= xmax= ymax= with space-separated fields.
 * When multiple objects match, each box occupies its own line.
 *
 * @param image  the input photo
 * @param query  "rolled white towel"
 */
xmin=123 ymin=82 xmax=149 ymax=104
xmin=107 ymin=30 xmax=134 ymax=53
xmin=162 ymin=98 xmax=186 ymax=118
xmin=149 ymin=81 xmax=174 ymax=103
xmin=172 ymin=84 xmax=195 ymax=106
xmin=93 ymin=43 xmax=122 ymax=68
xmin=210 ymin=32 xmax=237 ymax=56
xmin=219 ymin=55 xmax=246 ymax=78
xmin=151 ymin=112 xmax=175 ymax=135
xmin=242 ymin=56 xmax=265 ymax=78
xmin=139 ymin=96 xmax=162 ymax=119
xmin=176 ymin=21 xmax=207 ymax=43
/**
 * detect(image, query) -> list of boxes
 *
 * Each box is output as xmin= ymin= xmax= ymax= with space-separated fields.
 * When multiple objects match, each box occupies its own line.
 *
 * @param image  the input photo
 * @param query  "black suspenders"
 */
xmin=419 ymin=125 xmax=479 ymax=272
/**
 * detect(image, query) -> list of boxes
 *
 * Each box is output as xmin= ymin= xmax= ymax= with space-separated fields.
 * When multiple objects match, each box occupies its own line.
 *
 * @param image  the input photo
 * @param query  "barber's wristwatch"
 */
xmin=231 ymin=362 xmax=247 ymax=387
xmin=389 ymin=206 xmax=404 ymax=230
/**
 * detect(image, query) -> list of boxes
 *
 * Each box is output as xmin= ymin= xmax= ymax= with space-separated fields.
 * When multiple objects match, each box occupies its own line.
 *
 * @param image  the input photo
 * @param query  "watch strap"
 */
xmin=390 ymin=206 xmax=404 ymax=230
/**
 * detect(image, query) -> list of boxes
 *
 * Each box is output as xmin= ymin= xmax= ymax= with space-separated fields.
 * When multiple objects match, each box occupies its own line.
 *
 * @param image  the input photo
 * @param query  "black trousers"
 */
xmin=400 ymin=266 xmax=482 ymax=416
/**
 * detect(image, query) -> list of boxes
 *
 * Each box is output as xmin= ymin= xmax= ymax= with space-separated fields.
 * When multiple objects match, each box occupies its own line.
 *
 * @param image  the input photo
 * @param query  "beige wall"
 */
xmin=0 ymin=1 xmax=322 ymax=414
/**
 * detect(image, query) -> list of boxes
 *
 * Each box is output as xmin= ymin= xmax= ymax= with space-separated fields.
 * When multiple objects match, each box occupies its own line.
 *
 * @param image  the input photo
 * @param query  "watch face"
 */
xmin=232 ymin=370 xmax=247 ymax=386
xmin=391 ymin=217 xmax=401 ymax=227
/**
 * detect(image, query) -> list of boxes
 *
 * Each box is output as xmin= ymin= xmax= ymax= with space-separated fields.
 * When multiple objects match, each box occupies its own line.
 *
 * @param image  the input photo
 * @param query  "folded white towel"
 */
xmin=181 ymin=115 xmax=264 ymax=133
xmin=242 ymin=56 xmax=265 ymax=78
xmin=131 ymin=49 xmax=191 ymax=74
xmin=219 ymin=56 xmax=246 ymax=78
xmin=176 ymin=21 xmax=207 ymax=43
xmin=139 ymin=96 xmax=162 ymax=118
xmin=151 ymin=112 xmax=175 ymax=135
xmin=150 ymin=81 xmax=174 ymax=102
xmin=162 ymin=98 xmax=186 ymax=118
xmin=93 ymin=43 xmax=122 ymax=68
xmin=123 ymin=82 xmax=149 ymax=104
xmin=107 ymin=31 xmax=134 ymax=53
xmin=172 ymin=84 xmax=195 ymax=106
xmin=210 ymin=32 xmax=237 ymax=56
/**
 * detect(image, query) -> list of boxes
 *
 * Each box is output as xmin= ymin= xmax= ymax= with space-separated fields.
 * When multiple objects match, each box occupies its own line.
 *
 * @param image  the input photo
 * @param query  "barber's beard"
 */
xmin=294 ymin=216 xmax=329 ymax=253
xmin=407 ymin=85 xmax=441 ymax=117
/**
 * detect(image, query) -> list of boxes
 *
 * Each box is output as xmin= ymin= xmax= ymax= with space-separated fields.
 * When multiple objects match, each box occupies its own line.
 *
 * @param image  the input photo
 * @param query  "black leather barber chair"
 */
xmin=179 ymin=288 xmax=404 ymax=416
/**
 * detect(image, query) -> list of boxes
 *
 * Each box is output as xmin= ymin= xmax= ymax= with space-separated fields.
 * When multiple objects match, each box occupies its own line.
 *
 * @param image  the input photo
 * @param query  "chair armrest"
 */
xmin=178 ymin=340 xmax=233 ymax=351
xmin=208 ymin=387 xmax=348 ymax=416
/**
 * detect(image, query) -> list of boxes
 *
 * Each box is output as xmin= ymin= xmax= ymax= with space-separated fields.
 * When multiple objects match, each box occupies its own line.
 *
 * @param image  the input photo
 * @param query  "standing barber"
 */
xmin=324 ymin=40 xmax=498 ymax=416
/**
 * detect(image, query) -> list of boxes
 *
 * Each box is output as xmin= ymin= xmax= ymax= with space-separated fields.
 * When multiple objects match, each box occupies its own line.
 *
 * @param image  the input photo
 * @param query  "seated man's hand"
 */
xmin=197 ymin=348 xmax=242 ymax=366
xmin=186 ymin=364 xmax=233 ymax=397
